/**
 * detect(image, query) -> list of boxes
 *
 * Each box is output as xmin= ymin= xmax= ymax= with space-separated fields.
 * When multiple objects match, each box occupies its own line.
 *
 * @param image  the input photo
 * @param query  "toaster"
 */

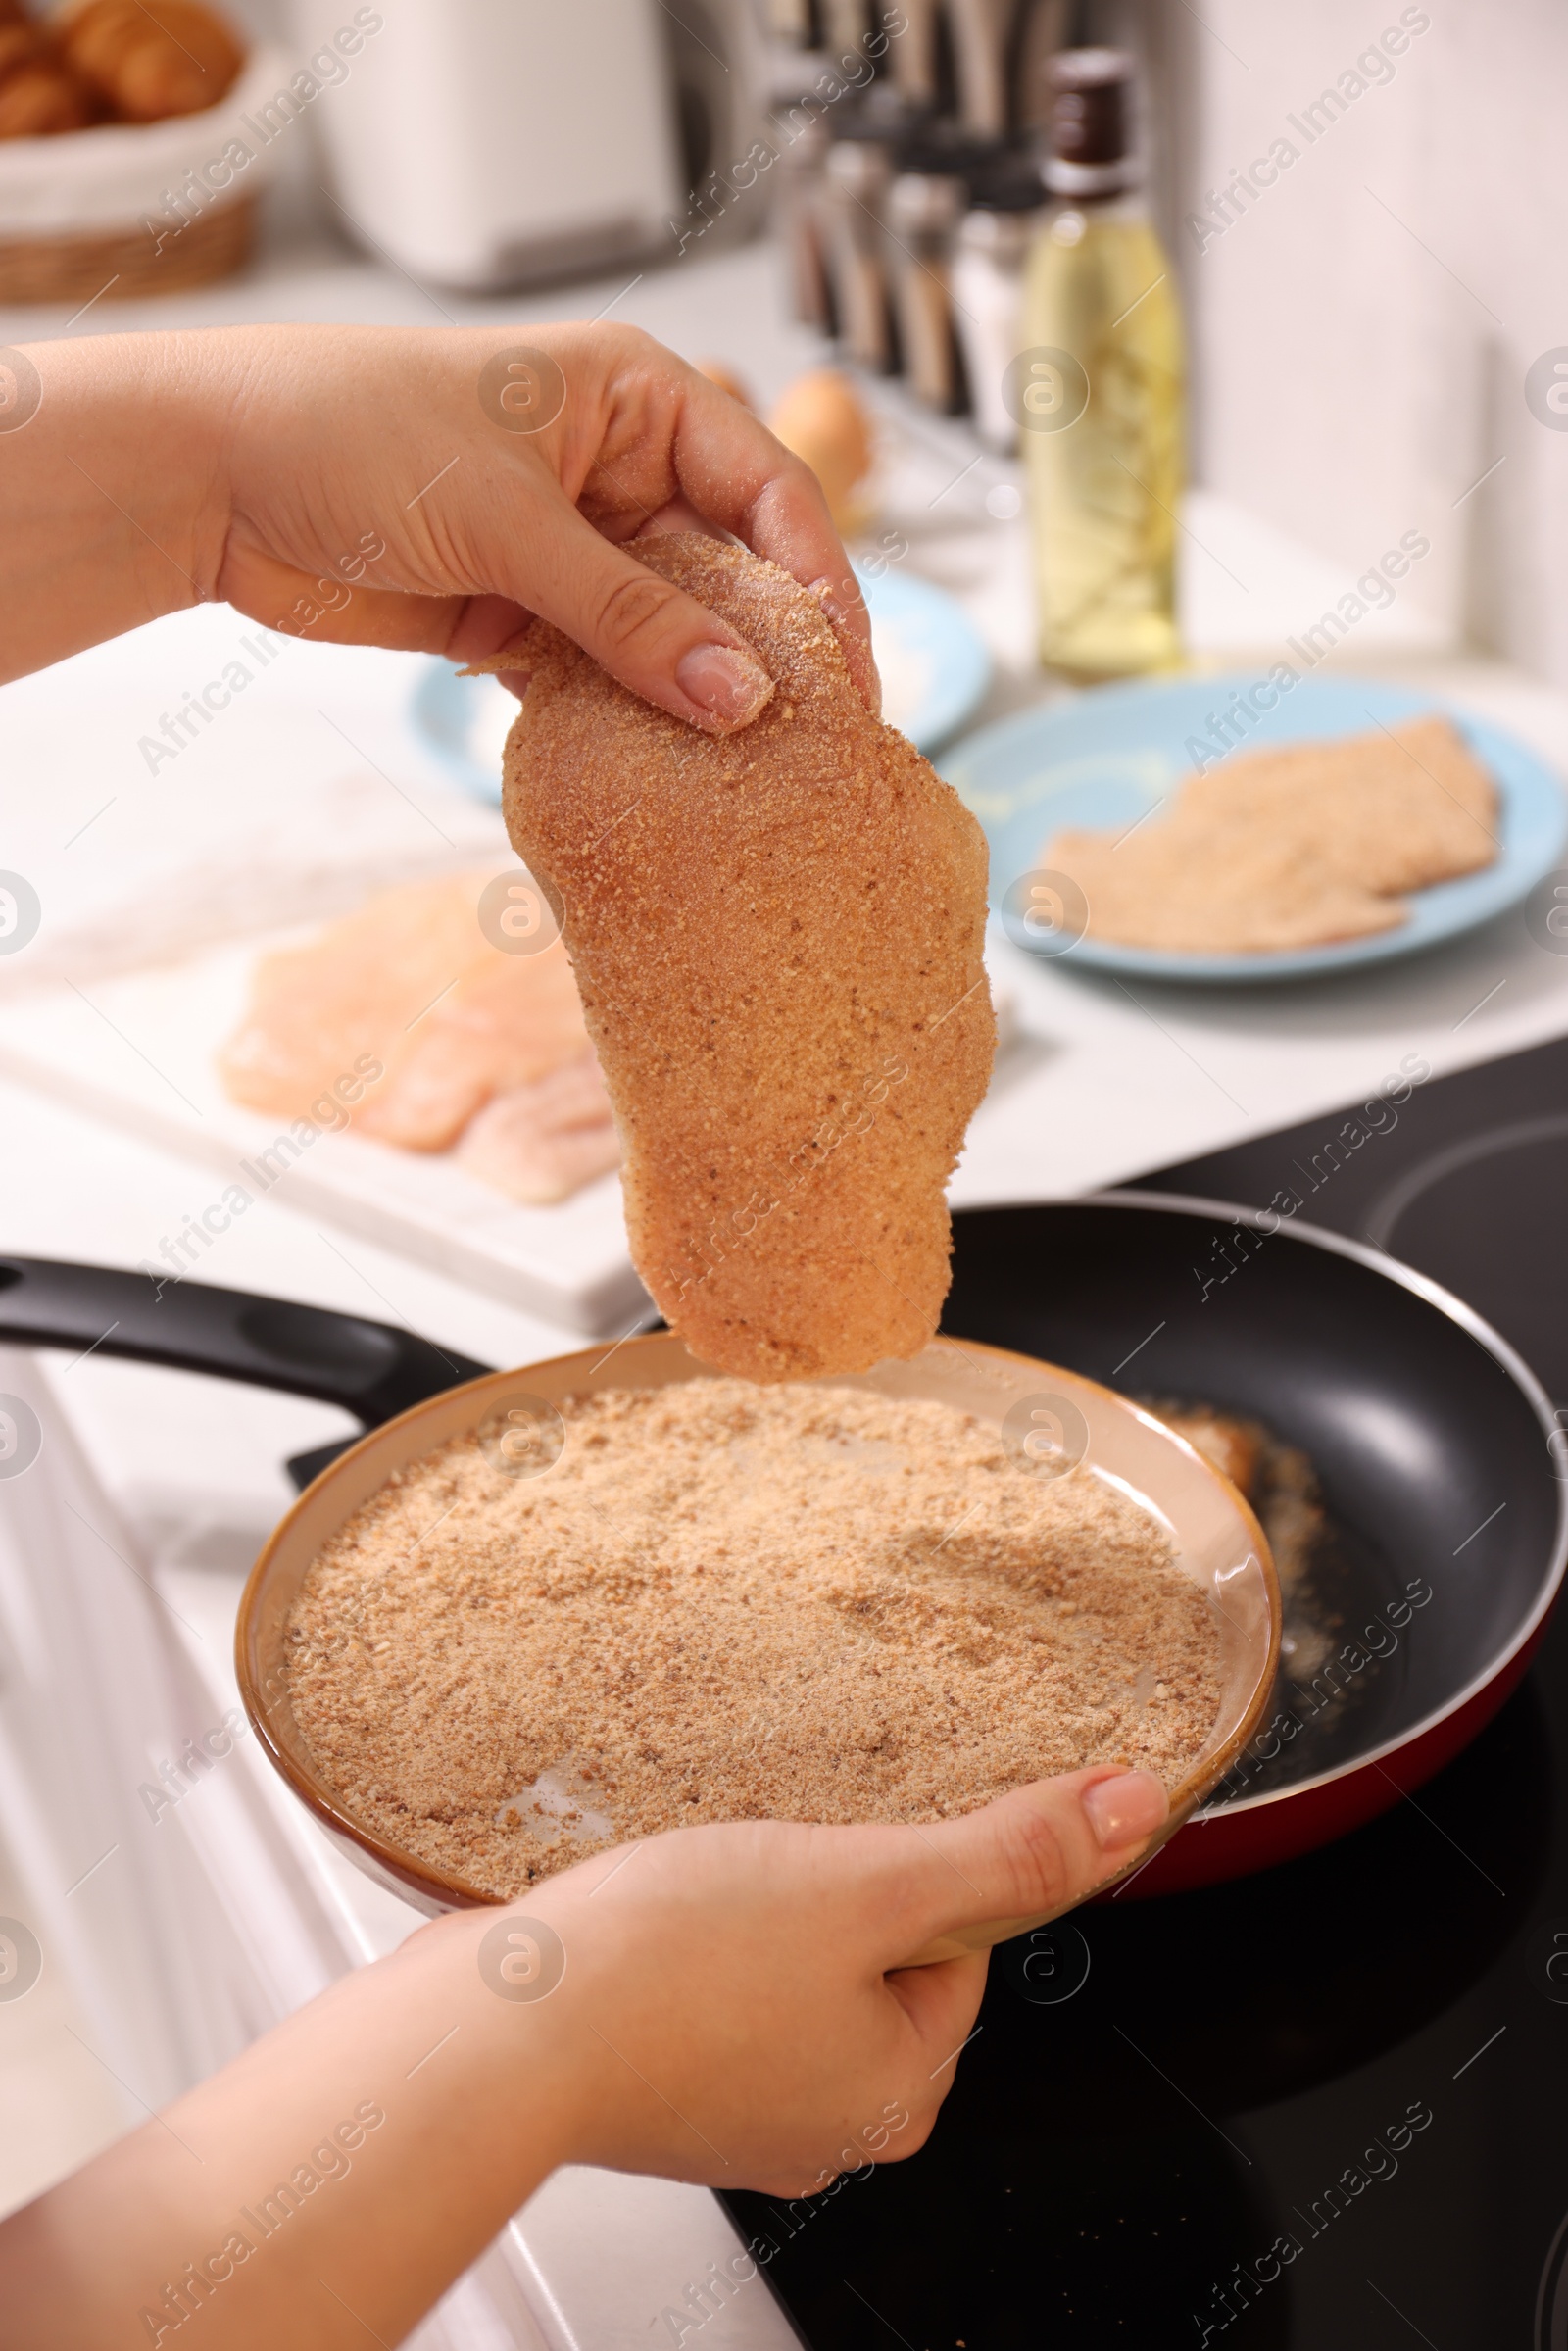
xmin=287 ymin=0 xmax=712 ymax=292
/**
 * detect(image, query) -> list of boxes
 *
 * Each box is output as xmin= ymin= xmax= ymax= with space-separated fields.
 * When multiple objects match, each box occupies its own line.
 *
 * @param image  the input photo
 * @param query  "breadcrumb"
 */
xmin=284 ymin=1381 xmax=1221 ymax=1898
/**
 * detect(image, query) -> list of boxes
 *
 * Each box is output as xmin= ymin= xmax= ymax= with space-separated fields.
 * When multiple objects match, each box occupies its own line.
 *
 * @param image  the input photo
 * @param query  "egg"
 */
xmin=767 ymin=368 xmax=875 ymax=532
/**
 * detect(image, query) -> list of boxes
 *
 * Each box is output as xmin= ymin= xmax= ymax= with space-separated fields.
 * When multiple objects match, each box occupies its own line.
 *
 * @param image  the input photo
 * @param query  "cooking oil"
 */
xmin=1020 ymin=49 xmax=1185 ymax=678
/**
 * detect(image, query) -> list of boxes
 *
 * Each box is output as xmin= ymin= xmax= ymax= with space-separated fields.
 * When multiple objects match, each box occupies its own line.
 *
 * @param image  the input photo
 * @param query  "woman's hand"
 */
xmin=513 ymin=1764 xmax=1170 ymax=2196
xmin=0 ymin=1768 xmax=1165 ymax=2350
xmin=1 ymin=322 xmax=876 ymax=729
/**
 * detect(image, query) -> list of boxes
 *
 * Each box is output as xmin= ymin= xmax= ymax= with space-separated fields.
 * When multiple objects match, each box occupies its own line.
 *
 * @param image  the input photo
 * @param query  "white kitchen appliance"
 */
xmin=286 ymin=0 xmax=699 ymax=291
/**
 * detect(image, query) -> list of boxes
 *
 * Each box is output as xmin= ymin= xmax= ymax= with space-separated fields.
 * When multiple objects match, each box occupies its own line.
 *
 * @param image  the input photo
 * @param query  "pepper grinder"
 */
xmin=946 ymin=0 xmax=1013 ymax=135
xmin=887 ymin=167 xmax=969 ymax=413
xmin=823 ymin=115 xmax=904 ymax=373
xmin=776 ymin=109 xmax=837 ymax=331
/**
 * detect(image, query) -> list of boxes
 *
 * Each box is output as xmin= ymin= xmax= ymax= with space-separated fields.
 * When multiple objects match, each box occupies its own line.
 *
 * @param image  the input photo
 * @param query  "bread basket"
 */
xmin=0 ymin=40 xmax=291 ymax=304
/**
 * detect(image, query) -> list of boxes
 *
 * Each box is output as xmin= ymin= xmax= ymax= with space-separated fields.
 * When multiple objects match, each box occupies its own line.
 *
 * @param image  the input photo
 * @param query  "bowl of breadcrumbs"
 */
xmin=236 ymin=1334 xmax=1280 ymax=1961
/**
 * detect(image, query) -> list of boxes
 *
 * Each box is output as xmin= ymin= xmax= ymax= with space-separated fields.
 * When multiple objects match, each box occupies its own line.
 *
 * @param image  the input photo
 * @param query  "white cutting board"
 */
xmin=0 ymin=939 xmax=646 ymax=1336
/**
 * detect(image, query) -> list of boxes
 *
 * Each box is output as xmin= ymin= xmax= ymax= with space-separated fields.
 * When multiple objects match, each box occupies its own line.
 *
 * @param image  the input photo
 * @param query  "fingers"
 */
xmin=1081 ymin=1772 xmax=1172 ymax=1846
xmin=875 ymin=1768 xmax=1170 ymax=1962
xmin=748 ymin=1951 xmax=986 ymax=2200
xmin=475 ymin=480 xmax=776 ymax=735
xmin=218 ymin=324 xmax=876 ymax=735
xmin=885 ymin=1947 xmax=987 ymax=2060
xmin=470 ymin=333 xmax=867 ymax=730
xmin=667 ymin=371 xmax=878 ymax=713
xmin=631 ymin=493 xmax=727 ymax=542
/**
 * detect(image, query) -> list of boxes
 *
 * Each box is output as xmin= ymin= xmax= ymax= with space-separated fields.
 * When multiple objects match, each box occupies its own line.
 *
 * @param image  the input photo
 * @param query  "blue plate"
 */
xmin=943 ymin=672 xmax=1568 ymax=983
xmin=858 ymin=563 xmax=991 ymax=752
xmin=410 ymin=564 xmax=993 ymax=806
xmin=411 ymin=660 xmax=515 ymax=807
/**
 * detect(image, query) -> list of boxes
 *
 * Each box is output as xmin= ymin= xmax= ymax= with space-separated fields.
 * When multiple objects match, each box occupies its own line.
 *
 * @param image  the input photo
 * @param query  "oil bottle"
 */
xmin=1020 ymin=48 xmax=1185 ymax=677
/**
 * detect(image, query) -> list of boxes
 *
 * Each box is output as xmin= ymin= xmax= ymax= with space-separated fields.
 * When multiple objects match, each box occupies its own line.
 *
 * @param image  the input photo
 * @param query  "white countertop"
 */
xmin=5 ymin=220 xmax=1568 ymax=2348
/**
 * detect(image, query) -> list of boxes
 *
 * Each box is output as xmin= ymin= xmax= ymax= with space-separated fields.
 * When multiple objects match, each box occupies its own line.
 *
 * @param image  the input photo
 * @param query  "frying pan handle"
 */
xmin=0 ymin=1256 xmax=491 ymax=1427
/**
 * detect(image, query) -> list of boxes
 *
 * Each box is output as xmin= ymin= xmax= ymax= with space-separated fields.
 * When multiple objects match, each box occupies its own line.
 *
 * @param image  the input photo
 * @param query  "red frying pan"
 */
xmin=940 ymin=1197 xmax=1567 ymax=1891
xmin=1 ymin=1190 xmax=1558 ymax=1894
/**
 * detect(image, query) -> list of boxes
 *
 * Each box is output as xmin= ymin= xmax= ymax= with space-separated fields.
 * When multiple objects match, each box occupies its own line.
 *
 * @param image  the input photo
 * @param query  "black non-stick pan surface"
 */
xmin=938 ymin=1195 xmax=1561 ymax=1802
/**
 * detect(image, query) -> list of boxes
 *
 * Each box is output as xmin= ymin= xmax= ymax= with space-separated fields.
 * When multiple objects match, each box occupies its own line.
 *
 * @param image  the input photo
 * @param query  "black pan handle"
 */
xmin=0 ymin=1256 xmax=491 ymax=1432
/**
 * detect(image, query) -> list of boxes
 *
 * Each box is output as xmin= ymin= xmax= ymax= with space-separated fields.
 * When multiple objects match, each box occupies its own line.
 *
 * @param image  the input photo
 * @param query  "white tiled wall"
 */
xmin=1162 ymin=0 xmax=1568 ymax=687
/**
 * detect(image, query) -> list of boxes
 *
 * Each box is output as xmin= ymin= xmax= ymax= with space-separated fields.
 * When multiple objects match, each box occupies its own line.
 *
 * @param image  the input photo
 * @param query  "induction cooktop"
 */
xmin=726 ymin=1031 xmax=1568 ymax=2351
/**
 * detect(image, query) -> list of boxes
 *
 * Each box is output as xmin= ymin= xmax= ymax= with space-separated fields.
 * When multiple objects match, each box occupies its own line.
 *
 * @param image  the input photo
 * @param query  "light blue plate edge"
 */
xmin=857 ymin=564 xmax=992 ymax=752
xmin=411 ymin=661 xmax=505 ymax=806
xmin=942 ymin=673 xmax=1568 ymax=985
xmin=408 ymin=564 xmax=994 ymax=802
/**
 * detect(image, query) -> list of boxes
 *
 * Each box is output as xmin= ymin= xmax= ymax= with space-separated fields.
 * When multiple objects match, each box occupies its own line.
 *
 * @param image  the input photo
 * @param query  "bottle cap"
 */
xmin=962 ymin=142 xmax=1050 ymax=213
xmin=892 ymin=122 xmax=996 ymax=177
xmin=830 ymin=84 xmax=932 ymax=146
xmin=1045 ymin=47 xmax=1139 ymax=195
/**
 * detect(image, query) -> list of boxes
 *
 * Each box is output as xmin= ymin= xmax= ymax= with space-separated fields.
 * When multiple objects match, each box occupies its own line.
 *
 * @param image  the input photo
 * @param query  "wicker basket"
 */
xmin=0 ymin=193 xmax=254 ymax=304
xmin=0 ymin=43 xmax=289 ymax=309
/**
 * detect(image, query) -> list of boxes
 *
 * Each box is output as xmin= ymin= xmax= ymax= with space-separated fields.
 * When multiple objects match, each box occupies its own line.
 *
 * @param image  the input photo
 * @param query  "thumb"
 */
xmin=487 ymin=488 xmax=775 ymax=736
xmin=884 ymin=1768 xmax=1172 ymax=1966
